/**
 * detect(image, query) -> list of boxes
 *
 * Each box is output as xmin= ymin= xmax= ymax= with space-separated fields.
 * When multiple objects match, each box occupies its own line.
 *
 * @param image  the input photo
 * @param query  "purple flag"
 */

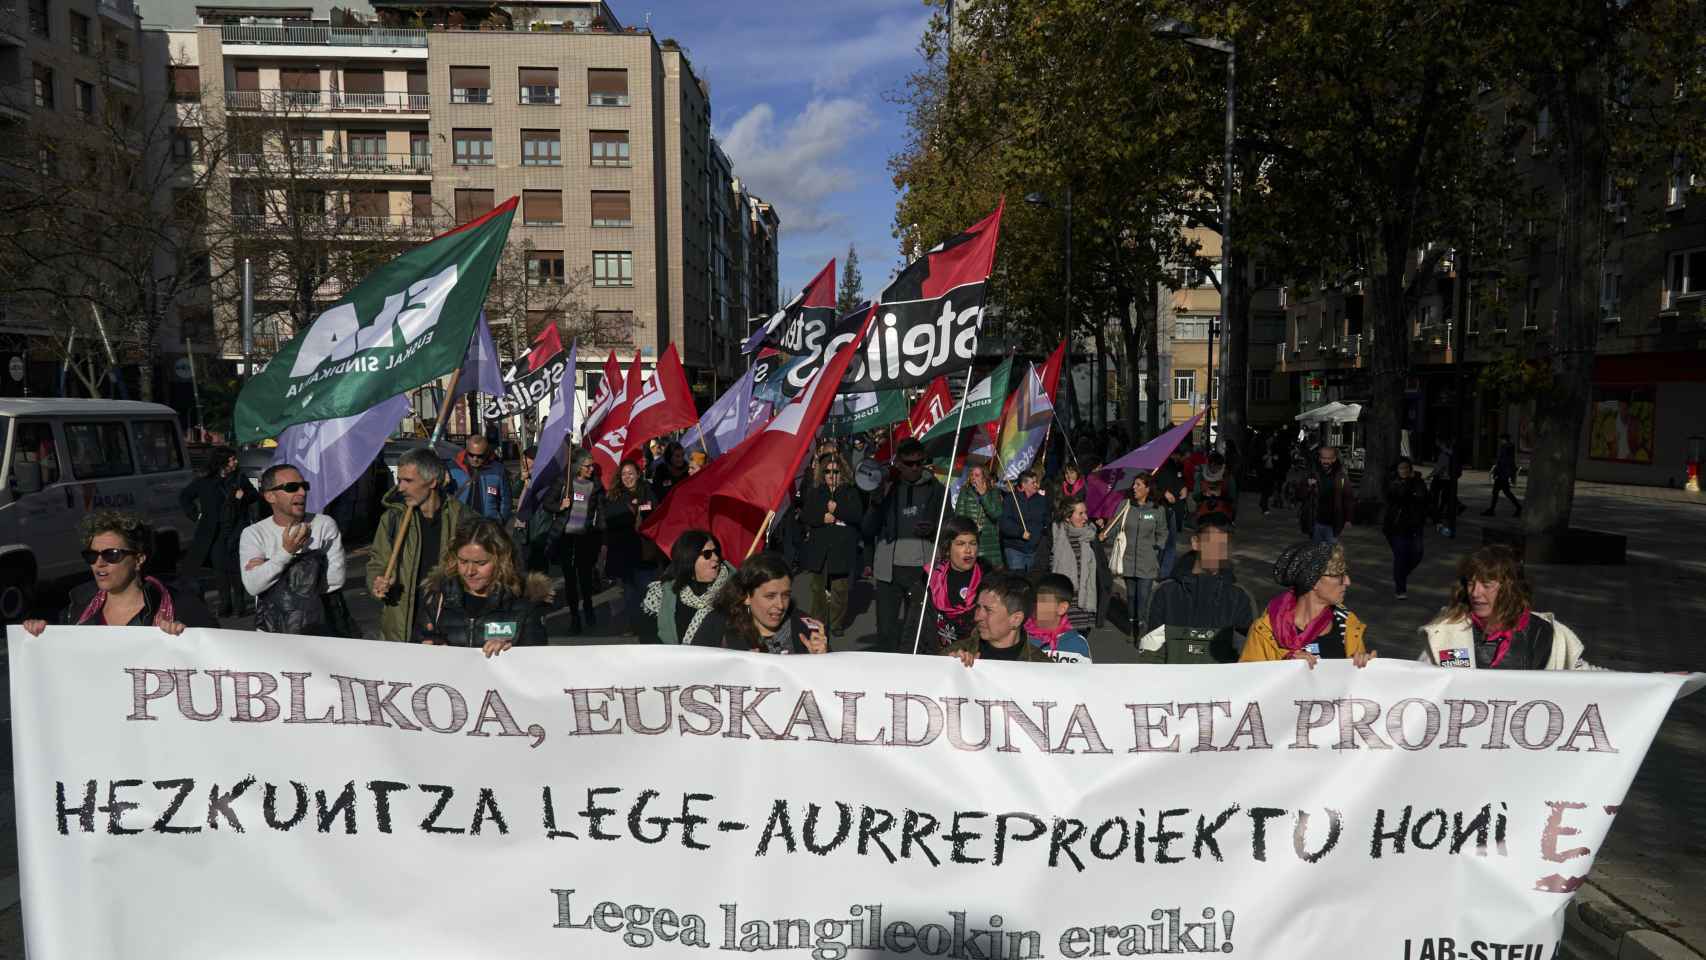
xmin=1086 ymin=413 xmax=1204 ymax=518
xmin=272 ymin=392 xmax=411 ymax=514
xmin=680 ymin=366 xmax=770 ymax=458
xmin=448 ymin=311 xmax=505 ymax=408
xmin=518 ymin=340 xmax=577 ymax=517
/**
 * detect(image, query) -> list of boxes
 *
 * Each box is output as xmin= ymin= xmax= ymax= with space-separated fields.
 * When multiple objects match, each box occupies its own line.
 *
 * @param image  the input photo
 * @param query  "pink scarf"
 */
xmin=77 ymin=576 xmax=175 ymax=627
xmin=1470 ymin=610 xmax=1531 ymax=668
xmin=1025 ymin=616 xmax=1069 ymax=652
xmin=1266 ymin=591 xmax=1333 ymax=657
xmin=1061 ymin=478 xmax=1084 ymax=498
xmin=928 ymin=561 xmax=981 ymax=617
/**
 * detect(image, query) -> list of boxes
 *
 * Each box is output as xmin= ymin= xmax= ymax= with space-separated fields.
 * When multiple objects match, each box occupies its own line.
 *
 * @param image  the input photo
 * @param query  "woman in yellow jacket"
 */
xmin=1241 ymin=541 xmax=1378 ymax=667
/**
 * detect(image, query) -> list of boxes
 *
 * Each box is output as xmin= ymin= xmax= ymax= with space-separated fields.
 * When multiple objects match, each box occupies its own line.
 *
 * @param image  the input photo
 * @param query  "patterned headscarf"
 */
xmin=1273 ymin=542 xmax=1348 ymax=595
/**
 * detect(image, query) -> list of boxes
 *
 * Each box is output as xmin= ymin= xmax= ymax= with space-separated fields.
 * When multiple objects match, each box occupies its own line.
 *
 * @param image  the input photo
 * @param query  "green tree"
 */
xmin=836 ymin=244 xmax=864 ymax=315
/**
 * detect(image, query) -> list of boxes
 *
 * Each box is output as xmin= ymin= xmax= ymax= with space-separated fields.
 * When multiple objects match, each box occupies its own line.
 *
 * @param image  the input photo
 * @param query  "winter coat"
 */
xmin=1240 ymin=606 xmax=1368 ymax=662
xmin=1418 ymin=612 xmax=1597 ymax=670
xmin=1193 ymin=469 xmax=1238 ymax=520
xmin=180 ymin=474 xmax=259 ymax=572
xmin=1297 ymin=462 xmax=1357 ymax=534
xmin=954 ymin=485 xmax=1005 ymax=564
xmin=1147 ymin=554 xmax=1257 ymax=662
xmin=1383 ymin=475 xmax=1432 ymax=536
xmin=449 ymin=453 xmax=512 ymax=523
xmin=941 ymin=630 xmax=1052 ymax=664
xmin=1107 ymin=500 xmax=1168 ymax=579
xmin=603 ymin=483 xmax=659 ymax=578
xmin=1152 ymin=460 xmax=1192 ymax=531
xmin=800 ymin=483 xmax=864 ymax=576
xmin=63 ymin=576 xmax=219 ymax=628
xmin=997 ymin=490 xmax=1052 ymax=552
xmin=366 ymin=492 xmax=470 ymax=644
xmin=639 ymin=565 xmax=731 ymax=645
xmin=413 ymin=572 xmax=552 ymax=648
xmin=692 ymin=609 xmax=823 ymax=654
xmin=516 ymin=475 xmax=565 ymax=573
xmin=861 ymin=477 xmax=946 ymax=544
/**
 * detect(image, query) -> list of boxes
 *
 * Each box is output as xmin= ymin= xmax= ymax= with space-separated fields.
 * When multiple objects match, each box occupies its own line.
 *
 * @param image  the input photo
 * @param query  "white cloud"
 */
xmin=686 ymin=10 xmax=931 ymax=95
xmin=718 ymin=97 xmax=880 ymax=236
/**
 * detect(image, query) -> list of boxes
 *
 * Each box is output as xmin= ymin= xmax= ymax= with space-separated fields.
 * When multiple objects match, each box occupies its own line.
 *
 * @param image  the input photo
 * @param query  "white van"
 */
xmin=0 ymin=400 xmax=194 ymax=619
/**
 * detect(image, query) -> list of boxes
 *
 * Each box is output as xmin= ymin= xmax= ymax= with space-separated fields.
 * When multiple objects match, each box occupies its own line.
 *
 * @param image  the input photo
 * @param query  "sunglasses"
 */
xmin=266 ymin=481 xmax=311 ymax=494
xmin=899 ymin=459 xmax=926 ymax=468
xmin=82 ymin=548 xmax=139 ymax=565
xmin=466 ymin=453 xmax=491 ymax=463
xmin=699 ymin=549 xmax=720 ymax=560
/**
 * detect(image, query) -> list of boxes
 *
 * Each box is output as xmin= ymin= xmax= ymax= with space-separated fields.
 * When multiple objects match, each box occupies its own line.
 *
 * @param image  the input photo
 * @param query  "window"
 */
xmin=590 ymin=130 xmax=630 ymax=166
xmin=28 ymin=0 xmax=48 ymax=37
xmin=523 ymin=189 xmax=562 ymax=225
xmin=411 ymin=190 xmax=433 ymax=222
xmin=1532 ymin=106 xmax=1550 ymax=155
xmin=452 ymin=128 xmax=493 ymax=165
xmin=347 ymin=131 xmax=385 ymax=167
xmin=33 ymin=64 xmax=54 ymax=109
xmin=521 ymin=129 xmax=561 ymax=166
xmin=64 ymin=422 xmax=134 ymax=480
xmin=450 ymin=66 xmax=490 ymax=104
xmin=280 ymin=67 xmax=320 ymax=106
xmin=349 ymin=190 xmax=388 ymax=225
xmin=1251 ymin=370 xmax=1272 ymax=402
xmin=406 ymin=70 xmax=427 ymax=109
xmin=1172 ymin=370 xmax=1196 ymax=402
xmin=341 ymin=69 xmax=384 ymax=108
xmin=69 ymin=11 xmax=90 ymax=53
xmin=287 ymin=133 xmax=321 ymax=163
xmin=454 ymin=189 xmax=494 ymax=224
xmin=1664 ymin=248 xmax=1706 ymax=308
xmin=11 ymin=421 xmax=62 ymax=488
xmin=74 ymin=80 xmax=95 ymax=118
xmin=408 ymin=130 xmax=430 ymax=170
xmin=519 ymin=67 xmax=559 ymax=104
xmin=527 ymin=250 xmax=566 ymax=286
xmin=590 ymin=190 xmax=631 ymax=227
xmin=1668 ymin=153 xmax=1692 ymax=209
xmin=169 ymin=66 xmax=200 ymax=103
xmin=1601 ymin=270 xmax=1621 ymax=322
xmin=587 ymin=68 xmax=629 ymax=106
xmin=594 ymin=310 xmax=636 ymax=344
xmin=1173 ymin=316 xmax=1210 ymax=341
xmin=1492 ymin=284 xmax=1509 ymax=332
xmin=593 ymin=251 xmax=634 ymax=287
xmin=111 ymin=37 xmax=130 ymax=64
xmin=1523 ymin=278 xmax=1542 ymax=329
xmin=132 ymin=422 xmax=183 ymax=474
xmin=1526 ymin=188 xmax=1543 ymax=238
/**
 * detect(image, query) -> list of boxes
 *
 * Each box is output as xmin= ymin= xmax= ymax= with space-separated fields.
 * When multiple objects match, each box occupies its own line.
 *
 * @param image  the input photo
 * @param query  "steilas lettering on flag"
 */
xmin=587 ymin=354 xmax=643 ymax=488
xmin=641 ymin=308 xmax=875 ymax=560
xmin=621 ymin=344 xmax=699 ymax=464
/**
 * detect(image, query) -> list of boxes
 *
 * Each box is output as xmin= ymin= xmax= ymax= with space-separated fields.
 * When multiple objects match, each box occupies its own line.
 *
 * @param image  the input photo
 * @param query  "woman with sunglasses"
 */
xmin=692 ymin=551 xmax=830 ymax=654
xmin=797 ymin=452 xmax=863 ymax=640
xmin=1240 ymin=541 xmax=1376 ymax=667
xmin=22 ymin=511 xmax=216 ymax=636
xmin=414 ymin=518 xmax=550 ymax=656
xmin=178 ymin=445 xmax=259 ymax=618
xmin=639 ymin=530 xmax=732 ymax=645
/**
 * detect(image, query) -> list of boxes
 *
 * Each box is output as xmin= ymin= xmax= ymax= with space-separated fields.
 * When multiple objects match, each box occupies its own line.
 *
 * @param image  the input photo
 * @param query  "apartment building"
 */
xmin=1279 ymin=96 xmax=1706 ymax=487
xmin=1158 ymin=225 xmax=1293 ymax=436
xmin=0 ymin=0 xmax=148 ymax=395
xmin=153 ymin=0 xmax=775 ymax=414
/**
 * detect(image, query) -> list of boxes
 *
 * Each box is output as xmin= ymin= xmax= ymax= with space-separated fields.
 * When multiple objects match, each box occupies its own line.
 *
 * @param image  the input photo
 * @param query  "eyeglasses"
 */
xmin=699 ymin=549 xmax=720 ymax=560
xmin=466 ymin=453 xmax=491 ymax=463
xmin=82 ymin=548 xmax=139 ymax=565
xmin=266 ymin=481 xmax=311 ymax=494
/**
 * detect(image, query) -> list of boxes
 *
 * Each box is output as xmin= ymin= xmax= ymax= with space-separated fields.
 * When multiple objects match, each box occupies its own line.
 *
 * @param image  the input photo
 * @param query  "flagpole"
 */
xmin=746 ymin=510 xmax=776 ymax=559
xmin=428 ymin=367 xmax=464 ymax=445
xmin=912 ymin=362 xmax=978 ymax=656
xmin=989 ymin=446 xmax=1028 ymax=537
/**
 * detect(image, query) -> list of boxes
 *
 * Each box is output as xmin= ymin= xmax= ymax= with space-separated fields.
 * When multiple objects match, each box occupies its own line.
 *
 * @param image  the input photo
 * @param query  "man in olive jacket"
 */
xmin=368 ymin=447 xmax=468 ymax=643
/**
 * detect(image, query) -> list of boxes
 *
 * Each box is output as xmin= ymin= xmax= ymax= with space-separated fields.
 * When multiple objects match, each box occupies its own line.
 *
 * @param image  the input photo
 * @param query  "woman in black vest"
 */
xmin=414 ymin=518 xmax=550 ymax=656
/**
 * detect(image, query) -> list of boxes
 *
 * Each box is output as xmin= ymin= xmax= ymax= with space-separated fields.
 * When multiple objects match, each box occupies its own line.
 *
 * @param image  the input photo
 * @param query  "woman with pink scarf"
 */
xmin=1240 ymin=541 xmax=1376 ymax=667
xmin=922 ymin=515 xmax=992 ymax=655
xmin=22 ymin=511 xmax=216 ymax=636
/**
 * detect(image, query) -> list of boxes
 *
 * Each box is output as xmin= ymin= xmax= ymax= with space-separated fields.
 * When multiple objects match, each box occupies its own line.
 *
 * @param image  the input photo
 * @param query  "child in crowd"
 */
xmin=1025 ymin=573 xmax=1093 ymax=664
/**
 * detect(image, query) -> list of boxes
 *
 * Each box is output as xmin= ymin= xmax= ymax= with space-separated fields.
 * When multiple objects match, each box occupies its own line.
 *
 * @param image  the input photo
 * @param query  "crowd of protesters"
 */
xmin=20 ymin=422 xmax=1599 ymax=674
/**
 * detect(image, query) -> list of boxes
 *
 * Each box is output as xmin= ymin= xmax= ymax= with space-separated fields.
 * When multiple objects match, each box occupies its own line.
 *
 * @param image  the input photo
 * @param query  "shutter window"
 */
xmin=586 ymin=68 xmax=628 ymax=105
xmin=343 ymin=69 xmax=383 ymax=94
xmin=590 ymin=191 xmax=631 ymax=226
xmin=524 ymin=190 xmax=562 ymax=225
xmin=454 ymin=189 xmax=495 ymax=223
xmin=233 ymin=67 xmax=259 ymax=91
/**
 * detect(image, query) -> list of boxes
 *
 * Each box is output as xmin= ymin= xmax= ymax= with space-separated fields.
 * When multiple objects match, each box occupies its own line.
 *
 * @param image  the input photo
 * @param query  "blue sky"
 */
xmin=642 ymin=0 xmax=929 ymax=299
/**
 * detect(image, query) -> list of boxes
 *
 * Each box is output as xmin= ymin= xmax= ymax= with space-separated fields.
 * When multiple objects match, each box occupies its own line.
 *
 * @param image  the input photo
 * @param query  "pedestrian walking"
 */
xmin=692 ymin=552 xmax=830 ymax=654
xmin=1049 ymin=498 xmax=1098 ymax=615
xmin=862 ymin=439 xmax=944 ymax=653
xmin=413 ymin=517 xmax=550 ymax=656
xmin=367 ymin=448 xmax=469 ymax=643
xmin=638 ymin=530 xmax=732 ymax=645
xmin=604 ymin=459 xmax=659 ymax=634
xmin=955 ymin=464 xmax=1005 ymax=566
xmin=239 ymin=464 xmax=349 ymax=637
xmin=1432 ymin=438 xmax=1464 ymax=537
xmin=178 ymin=445 xmax=258 ymax=618
xmin=448 ymin=434 xmax=511 ymax=523
xmin=1383 ymin=457 xmax=1431 ymax=599
xmin=22 ymin=511 xmax=216 ymax=635
xmin=1485 ymin=434 xmax=1523 ymax=518
xmin=1104 ymin=472 xmax=1167 ymax=634
xmin=1297 ymin=444 xmax=1356 ymax=544
xmin=1152 ymin=448 xmax=1192 ymax=577
xmin=1418 ymin=545 xmax=1597 ymax=670
xmin=1193 ymin=451 xmax=1237 ymax=521
xmin=1241 ymin=541 xmax=1376 ymax=666
xmin=1145 ymin=513 xmax=1256 ymax=661
xmin=798 ymin=452 xmax=863 ymax=638
xmin=554 ymin=454 xmax=605 ymax=634
xmin=997 ymin=469 xmax=1051 ymax=572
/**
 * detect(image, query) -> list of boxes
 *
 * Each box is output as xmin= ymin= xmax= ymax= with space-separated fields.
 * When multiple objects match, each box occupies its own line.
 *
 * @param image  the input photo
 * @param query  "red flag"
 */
xmin=642 ymin=309 xmax=874 ymax=561
xmin=621 ymin=344 xmax=699 ymax=463
xmin=588 ymin=354 xmax=644 ymax=486
xmin=582 ymin=351 xmax=625 ymax=438
xmin=526 ymin=324 xmax=564 ymax=373
xmin=908 ymin=376 xmax=953 ymax=438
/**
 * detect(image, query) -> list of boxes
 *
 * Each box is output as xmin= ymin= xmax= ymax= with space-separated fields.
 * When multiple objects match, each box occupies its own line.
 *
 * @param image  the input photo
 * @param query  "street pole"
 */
xmin=241 ymin=257 xmax=254 ymax=376
xmin=1219 ymin=48 xmax=1235 ymax=452
xmin=1063 ymin=181 xmax=1074 ymax=434
xmin=1206 ymin=316 xmax=1218 ymax=443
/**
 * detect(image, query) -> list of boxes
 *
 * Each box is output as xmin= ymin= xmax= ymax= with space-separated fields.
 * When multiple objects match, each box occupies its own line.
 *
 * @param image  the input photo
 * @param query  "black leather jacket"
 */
xmin=413 ymin=573 xmax=551 ymax=648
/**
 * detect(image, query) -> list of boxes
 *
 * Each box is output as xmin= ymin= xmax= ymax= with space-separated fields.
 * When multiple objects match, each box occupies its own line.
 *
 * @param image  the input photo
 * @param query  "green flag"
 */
xmin=917 ymin=358 xmax=1012 ymax=445
xmin=232 ymin=199 xmax=518 ymax=443
xmin=824 ymin=390 xmax=907 ymax=437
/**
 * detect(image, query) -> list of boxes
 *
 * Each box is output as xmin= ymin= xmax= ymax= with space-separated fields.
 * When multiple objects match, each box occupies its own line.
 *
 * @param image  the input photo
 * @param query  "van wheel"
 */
xmin=0 ymin=566 xmax=36 ymax=623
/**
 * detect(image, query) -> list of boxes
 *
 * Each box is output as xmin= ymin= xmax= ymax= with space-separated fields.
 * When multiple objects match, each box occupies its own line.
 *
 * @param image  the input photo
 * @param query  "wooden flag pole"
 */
xmin=697 ymin=433 xmax=711 ymax=456
xmin=428 ymin=367 xmax=465 ymax=444
xmin=381 ymin=501 xmax=418 ymax=583
xmin=745 ymin=509 xmax=776 ymax=560
xmin=911 ymin=362 xmax=978 ymax=656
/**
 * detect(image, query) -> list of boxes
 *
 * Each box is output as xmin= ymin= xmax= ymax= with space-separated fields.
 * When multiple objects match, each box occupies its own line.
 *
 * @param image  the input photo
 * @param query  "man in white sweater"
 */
xmin=240 ymin=464 xmax=346 ymax=636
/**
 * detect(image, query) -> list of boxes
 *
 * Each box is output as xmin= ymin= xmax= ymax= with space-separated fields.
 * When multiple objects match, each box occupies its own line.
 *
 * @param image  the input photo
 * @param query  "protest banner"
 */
xmin=9 ymin=626 xmax=1697 ymax=959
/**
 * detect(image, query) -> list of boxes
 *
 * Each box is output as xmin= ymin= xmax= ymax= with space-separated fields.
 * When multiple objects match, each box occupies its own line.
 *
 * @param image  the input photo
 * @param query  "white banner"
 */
xmin=9 ymin=627 xmax=1698 ymax=959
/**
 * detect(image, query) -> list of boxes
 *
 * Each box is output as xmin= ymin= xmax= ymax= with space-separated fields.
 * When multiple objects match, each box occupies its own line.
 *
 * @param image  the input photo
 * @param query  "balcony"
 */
xmin=96 ymin=0 xmax=139 ymax=29
xmin=219 ymin=24 xmax=428 ymax=48
xmin=105 ymin=57 xmax=140 ymax=91
xmin=232 ymin=212 xmax=441 ymax=238
xmin=225 ymin=90 xmax=429 ymax=115
xmin=230 ymin=151 xmax=432 ymax=177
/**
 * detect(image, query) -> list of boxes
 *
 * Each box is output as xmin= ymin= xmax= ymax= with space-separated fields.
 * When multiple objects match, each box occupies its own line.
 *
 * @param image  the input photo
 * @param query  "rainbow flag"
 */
xmin=991 ymin=341 xmax=1065 ymax=480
